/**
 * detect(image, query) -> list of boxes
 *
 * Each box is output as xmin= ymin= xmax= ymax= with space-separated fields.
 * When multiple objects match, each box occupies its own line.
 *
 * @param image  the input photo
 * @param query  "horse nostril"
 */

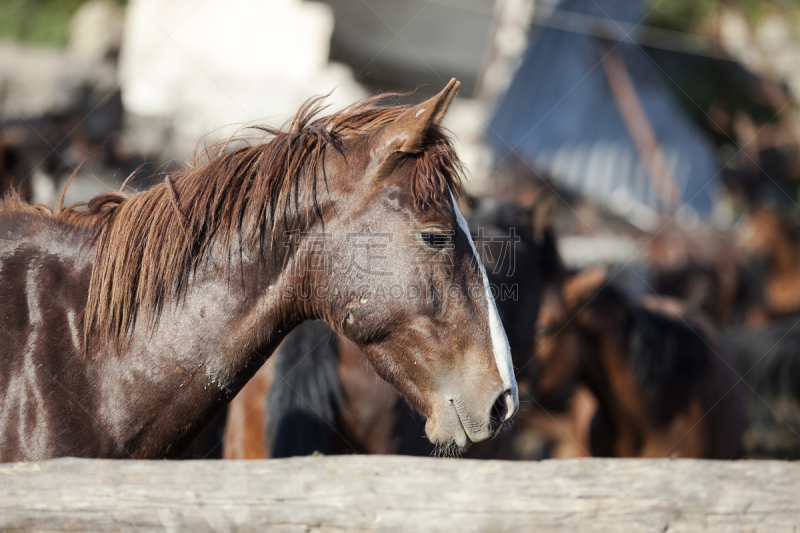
xmin=490 ymin=389 xmax=513 ymax=432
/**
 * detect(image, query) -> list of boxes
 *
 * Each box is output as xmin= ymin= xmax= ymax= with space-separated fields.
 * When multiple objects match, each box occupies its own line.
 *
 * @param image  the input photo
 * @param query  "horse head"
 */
xmin=295 ymin=80 xmax=518 ymax=450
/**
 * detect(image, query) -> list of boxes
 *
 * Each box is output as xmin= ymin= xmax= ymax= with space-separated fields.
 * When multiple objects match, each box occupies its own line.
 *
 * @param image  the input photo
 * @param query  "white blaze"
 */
xmin=449 ymin=190 xmax=519 ymax=418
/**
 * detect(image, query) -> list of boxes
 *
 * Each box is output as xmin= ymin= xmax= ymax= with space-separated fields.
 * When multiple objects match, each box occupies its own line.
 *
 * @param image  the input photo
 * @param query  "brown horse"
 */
xmin=531 ymin=267 xmax=744 ymax=458
xmin=223 ymin=196 xmax=562 ymax=459
xmin=735 ymin=203 xmax=800 ymax=321
xmin=0 ymin=80 xmax=519 ymax=461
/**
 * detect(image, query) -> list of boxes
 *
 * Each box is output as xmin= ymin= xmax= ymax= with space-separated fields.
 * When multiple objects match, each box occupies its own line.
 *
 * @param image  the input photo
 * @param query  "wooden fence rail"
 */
xmin=1 ymin=456 xmax=798 ymax=531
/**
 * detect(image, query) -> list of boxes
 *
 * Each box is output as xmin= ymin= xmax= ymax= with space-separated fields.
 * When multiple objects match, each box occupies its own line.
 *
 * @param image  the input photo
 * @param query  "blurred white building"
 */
xmin=118 ymin=0 xmax=366 ymax=158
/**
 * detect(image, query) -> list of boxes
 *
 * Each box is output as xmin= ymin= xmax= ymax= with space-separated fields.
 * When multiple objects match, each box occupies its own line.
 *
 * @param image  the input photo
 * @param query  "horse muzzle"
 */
xmin=425 ymin=388 xmax=516 ymax=449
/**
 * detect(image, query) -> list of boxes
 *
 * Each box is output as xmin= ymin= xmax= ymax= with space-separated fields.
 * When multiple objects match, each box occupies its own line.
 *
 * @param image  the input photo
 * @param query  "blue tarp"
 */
xmin=487 ymin=0 xmax=720 ymax=219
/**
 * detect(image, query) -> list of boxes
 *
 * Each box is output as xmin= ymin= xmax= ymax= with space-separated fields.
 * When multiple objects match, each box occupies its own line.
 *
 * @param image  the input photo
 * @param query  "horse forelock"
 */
xmin=0 ymin=93 xmax=465 ymax=349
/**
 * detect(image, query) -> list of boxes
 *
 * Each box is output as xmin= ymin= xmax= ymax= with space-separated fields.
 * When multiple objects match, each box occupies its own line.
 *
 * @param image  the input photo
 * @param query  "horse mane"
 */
xmin=0 ymin=93 xmax=465 ymax=346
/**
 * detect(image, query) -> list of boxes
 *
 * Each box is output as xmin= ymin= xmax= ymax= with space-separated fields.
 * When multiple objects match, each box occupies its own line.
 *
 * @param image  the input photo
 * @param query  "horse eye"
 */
xmin=420 ymin=232 xmax=450 ymax=250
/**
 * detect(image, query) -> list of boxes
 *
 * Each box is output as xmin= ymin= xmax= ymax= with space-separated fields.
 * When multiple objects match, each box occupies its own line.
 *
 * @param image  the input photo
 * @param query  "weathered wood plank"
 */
xmin=0 ymin=456 xmax=798 ymax=532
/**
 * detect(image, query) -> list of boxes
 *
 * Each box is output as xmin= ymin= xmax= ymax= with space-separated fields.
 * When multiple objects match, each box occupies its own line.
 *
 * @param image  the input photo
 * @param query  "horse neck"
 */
xmin=99 ymin=214 xmax=326 ymax=458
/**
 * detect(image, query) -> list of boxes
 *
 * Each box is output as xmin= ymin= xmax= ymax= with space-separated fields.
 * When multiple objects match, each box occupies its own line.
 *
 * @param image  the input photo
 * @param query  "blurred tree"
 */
xmin=648 ymin=0 xmax=800 ymax=33
xmin=647 ymin=0 xmax=717 ymax=32
xmin=0 ymin=0 xmax=125 ymax=46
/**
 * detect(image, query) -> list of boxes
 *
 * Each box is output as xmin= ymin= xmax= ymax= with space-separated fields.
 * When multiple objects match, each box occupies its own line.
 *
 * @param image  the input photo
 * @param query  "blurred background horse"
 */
xmin=532 ymin=267 xmax=744 ymax=458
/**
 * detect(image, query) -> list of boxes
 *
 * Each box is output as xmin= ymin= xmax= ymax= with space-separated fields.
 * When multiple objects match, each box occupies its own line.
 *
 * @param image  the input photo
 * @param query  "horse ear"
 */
xmin=531 ymin=193 xmax=557 ymax=244
xmin=368 ymin=78 xmax=461 ymax=179
xmin=563 ymin=266 xmax=607 ymax=310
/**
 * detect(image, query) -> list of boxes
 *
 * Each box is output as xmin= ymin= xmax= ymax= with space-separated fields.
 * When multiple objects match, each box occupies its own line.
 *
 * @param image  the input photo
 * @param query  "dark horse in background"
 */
xmin=223 ymin=194 xmax=563 ymax=459
xmin=0 ymin=132 xmax=30 ymax=201
xmin=726 ymin=321 xmax=800 ymax=458
xmin=0 ymin=80 xmax=520 ymax=461
xmin=650 ymin=202 xmax=800 ymax=459
xmin=531 ymin=267 xmax=744 ymax=458
xmin=646 ymin=200 xmax=800 ymax=329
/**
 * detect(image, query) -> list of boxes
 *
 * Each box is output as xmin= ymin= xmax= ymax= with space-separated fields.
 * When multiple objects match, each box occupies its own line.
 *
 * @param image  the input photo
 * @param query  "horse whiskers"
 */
xmin=432 ymin=441 xmax=465 ymax=458
xmin=495 ymin=418 xmax=516 ymax=437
